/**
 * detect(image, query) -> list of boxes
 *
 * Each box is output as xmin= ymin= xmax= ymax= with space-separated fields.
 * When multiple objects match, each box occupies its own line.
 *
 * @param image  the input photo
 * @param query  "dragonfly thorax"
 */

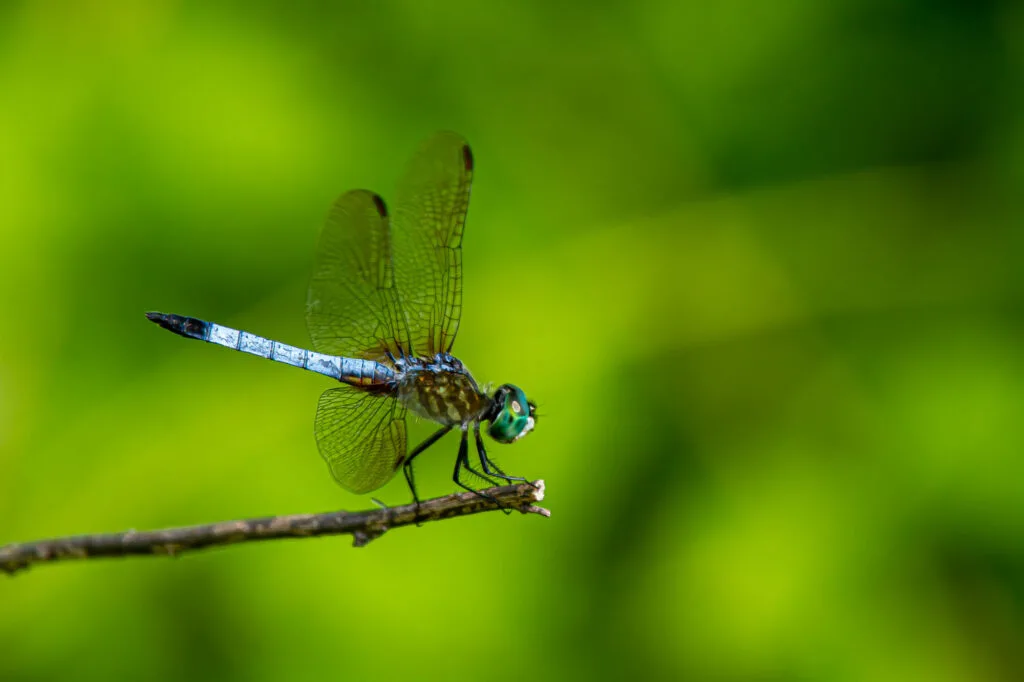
xmin=398 ymin=354 xmax=488 ymax=426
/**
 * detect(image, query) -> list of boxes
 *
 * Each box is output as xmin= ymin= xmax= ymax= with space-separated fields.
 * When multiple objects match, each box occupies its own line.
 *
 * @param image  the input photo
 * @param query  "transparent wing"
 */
xmin=392 ymin=131 xmax=474 ymax=356
xmin=314 ymin=387 xmax=407 ymax=494
xmin=306 ymin=189 xmax=403 ymax=359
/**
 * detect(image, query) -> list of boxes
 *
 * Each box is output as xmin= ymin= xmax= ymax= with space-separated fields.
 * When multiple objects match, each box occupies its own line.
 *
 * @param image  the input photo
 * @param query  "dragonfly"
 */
xmin=147 ymin=131 xmax=536 ymax=506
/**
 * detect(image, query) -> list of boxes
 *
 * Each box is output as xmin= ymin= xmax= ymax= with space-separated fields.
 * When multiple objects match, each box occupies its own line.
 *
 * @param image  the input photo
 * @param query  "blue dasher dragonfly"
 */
xmin=147 ymin=132 xmax=536 ymax=505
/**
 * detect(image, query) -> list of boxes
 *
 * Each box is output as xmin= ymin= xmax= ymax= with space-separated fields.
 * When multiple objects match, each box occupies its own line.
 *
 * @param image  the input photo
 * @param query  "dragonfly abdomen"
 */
xmin=145 ymin=312 xmax=394 ymax=384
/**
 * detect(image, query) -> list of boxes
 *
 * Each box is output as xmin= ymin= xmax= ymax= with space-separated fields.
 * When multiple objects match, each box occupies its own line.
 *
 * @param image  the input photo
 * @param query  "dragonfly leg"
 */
xmin=403 ymin=425 xmax=453 ymax=512
xmin=459 ymin=436 xmax=504 ymax=489
xmin=461 ymin=461 xmax=503 ymax=489
xmin=453 ymin=430 xmax=507 ymax=511
xmin=474 ymin=424 xmax=534 ymax=487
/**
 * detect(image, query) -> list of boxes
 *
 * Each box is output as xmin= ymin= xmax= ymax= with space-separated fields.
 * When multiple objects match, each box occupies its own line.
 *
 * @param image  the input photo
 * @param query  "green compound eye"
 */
xmin=487 ymin=384 xmax=536 ymax=444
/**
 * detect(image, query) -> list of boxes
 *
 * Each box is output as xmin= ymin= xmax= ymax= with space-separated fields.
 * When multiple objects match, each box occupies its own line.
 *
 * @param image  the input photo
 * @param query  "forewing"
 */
xmin=306 ymin=189 xmax=403 ymax=358
xmin=314 ymin=387 xmax=407 ymax=494
xmin=392 ymin=131 xmax=473 ymax=356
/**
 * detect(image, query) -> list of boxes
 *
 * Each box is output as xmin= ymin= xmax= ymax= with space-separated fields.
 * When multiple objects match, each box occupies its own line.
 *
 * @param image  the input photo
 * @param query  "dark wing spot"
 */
xmin=371 ymin=193 xmax=388 ymax=217
xmin=462 ymin=144 xmax=474 ymax=172
xmin=393 ymin=453 xmax=405 ymax=471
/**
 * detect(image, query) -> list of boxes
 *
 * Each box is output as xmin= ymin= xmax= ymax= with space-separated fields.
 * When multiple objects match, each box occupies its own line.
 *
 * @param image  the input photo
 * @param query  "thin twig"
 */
xmin=0 ymin=480 xmax=548 ymax=576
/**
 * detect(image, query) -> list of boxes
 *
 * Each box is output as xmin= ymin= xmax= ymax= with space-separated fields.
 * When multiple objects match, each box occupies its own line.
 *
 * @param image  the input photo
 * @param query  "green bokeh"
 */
xmin=2 ymin=1 xmax=1023 ymax=680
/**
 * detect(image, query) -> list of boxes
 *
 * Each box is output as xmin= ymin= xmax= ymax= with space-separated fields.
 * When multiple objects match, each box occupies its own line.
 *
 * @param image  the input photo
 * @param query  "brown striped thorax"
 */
xmin=397 ymin=353 xmax=487 ymax=424
xmin=394 ymin=353 xmax=536 ymax=445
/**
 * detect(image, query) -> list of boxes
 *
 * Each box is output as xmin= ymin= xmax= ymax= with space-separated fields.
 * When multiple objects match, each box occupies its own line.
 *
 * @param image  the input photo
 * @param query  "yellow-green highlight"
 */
xmin=2 ymin=1 xmax=1023 ymax=681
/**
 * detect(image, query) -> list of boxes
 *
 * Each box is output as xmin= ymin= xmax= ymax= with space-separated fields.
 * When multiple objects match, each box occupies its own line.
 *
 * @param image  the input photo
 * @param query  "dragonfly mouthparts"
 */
xmin=513 ymin=416 xmax=536 ymax=442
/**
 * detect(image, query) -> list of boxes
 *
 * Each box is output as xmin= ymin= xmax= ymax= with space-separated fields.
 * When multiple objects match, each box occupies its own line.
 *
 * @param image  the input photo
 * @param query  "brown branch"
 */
xmin=0 ymin=480 xmax=548 ymax=576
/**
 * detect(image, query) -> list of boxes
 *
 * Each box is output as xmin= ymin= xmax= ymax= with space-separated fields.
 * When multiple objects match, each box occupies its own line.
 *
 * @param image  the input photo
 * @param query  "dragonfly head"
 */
xmin=486 ymin=384 xmax=536 ymax=444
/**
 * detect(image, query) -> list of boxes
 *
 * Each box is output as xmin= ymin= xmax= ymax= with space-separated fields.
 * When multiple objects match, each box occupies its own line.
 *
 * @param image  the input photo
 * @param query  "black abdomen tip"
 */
xmin=462 ymin=144 xmax=473 ymax=172
xmin=146 ymin=311 xmax=209 ymax=341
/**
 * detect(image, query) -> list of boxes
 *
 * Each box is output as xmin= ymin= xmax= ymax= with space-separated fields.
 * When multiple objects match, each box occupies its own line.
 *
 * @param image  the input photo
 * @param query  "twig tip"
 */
xmin=530 ymin=479 xmax=546 ymax=502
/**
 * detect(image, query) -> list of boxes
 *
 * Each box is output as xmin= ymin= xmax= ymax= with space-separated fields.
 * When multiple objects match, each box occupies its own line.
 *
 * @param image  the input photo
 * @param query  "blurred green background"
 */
xmin=2 ymin=1 xmax=1024 ymax=680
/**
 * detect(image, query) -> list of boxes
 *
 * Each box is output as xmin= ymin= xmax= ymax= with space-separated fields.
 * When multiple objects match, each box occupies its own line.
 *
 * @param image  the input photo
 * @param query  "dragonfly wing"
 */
xmin=306 ymin=189 xmax=403 ymax=359
xmin=314 ymin=387 xmax=407 ymax=494
xmin=392 ymin=131 xmax=473 ymax=356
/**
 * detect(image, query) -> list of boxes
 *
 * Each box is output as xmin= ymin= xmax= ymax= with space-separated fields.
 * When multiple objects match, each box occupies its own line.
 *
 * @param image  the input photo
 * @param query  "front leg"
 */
xmin=473 ymin=424 xmax=533 ymax=486
xmin=453 ymin=429 xmax=505 ymax=509
xmin=459 ymin=437 xmax=504 ymax=489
